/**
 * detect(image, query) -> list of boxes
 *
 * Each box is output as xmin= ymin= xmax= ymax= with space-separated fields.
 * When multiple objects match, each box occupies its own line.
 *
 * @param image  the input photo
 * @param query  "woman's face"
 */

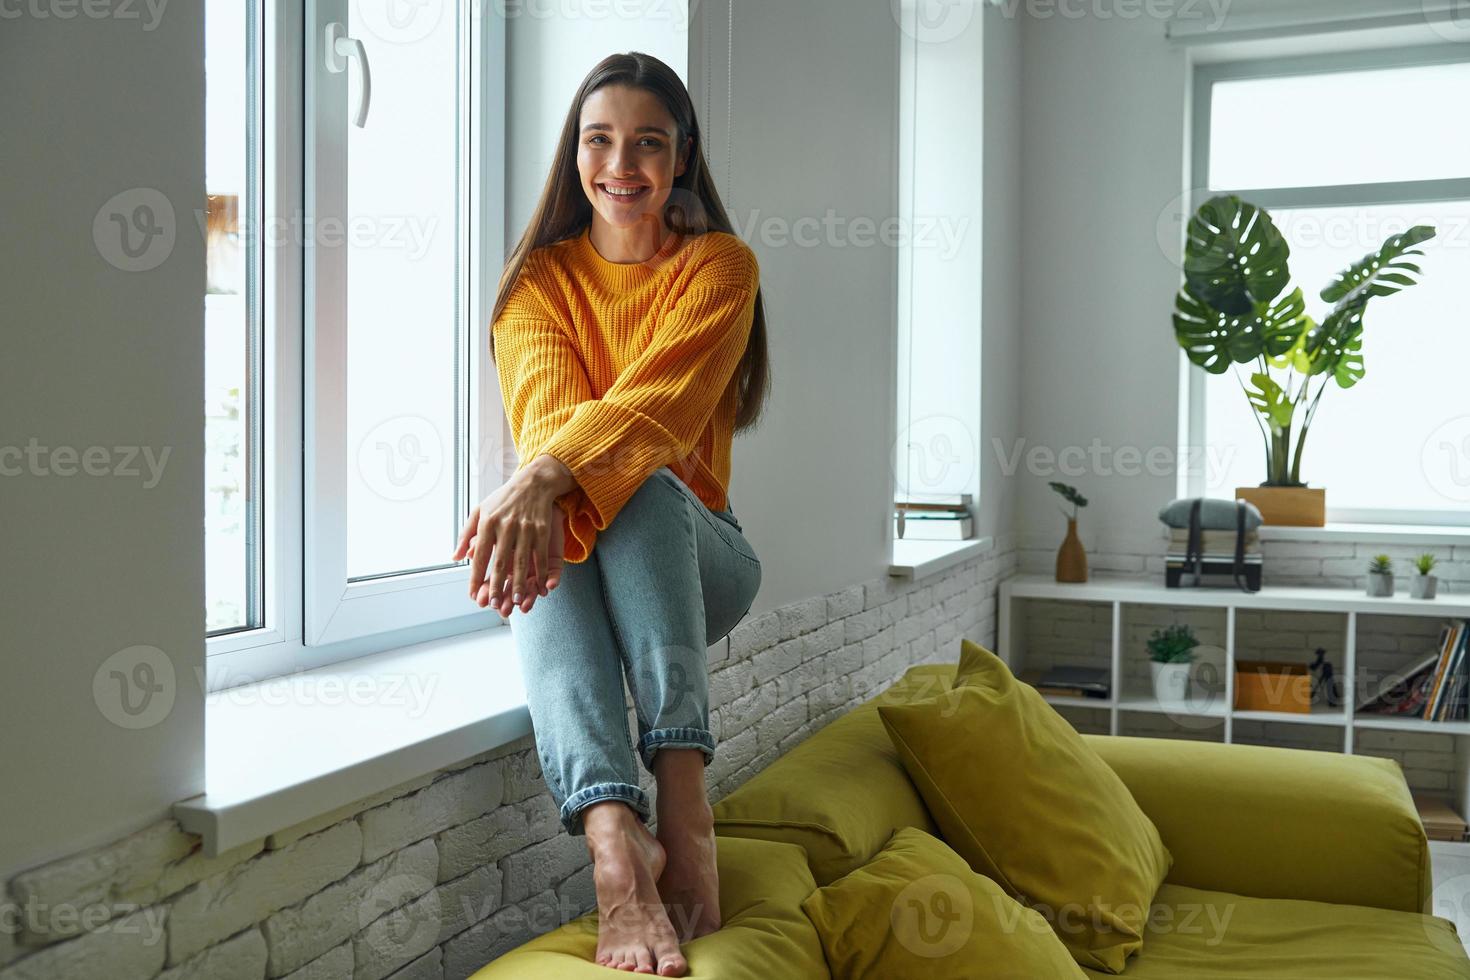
xmin=576 ymin=84 xmax=690 ymax=232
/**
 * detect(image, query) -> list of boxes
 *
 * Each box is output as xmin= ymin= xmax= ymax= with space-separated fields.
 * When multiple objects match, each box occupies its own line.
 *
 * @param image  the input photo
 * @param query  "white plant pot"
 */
xmin=1150 ymin=660 xmax=1193 ymax=711
xmin=1411 ymin=575 xmax=1438 ymax=600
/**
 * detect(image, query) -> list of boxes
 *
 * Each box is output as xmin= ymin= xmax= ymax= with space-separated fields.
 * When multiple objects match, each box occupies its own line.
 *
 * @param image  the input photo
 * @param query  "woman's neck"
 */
xmin=588 ymin=217 xmax=684 ymax=265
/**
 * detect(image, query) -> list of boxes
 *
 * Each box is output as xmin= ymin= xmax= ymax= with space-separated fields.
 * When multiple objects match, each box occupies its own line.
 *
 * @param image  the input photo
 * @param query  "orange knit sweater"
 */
xmin=492 ymin=225 xmax=760 ymax=564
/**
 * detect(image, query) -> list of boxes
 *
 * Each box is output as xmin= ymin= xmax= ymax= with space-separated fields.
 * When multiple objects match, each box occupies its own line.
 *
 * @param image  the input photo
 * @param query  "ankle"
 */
xmin=582 ymin=801 xmax=647 ymax=854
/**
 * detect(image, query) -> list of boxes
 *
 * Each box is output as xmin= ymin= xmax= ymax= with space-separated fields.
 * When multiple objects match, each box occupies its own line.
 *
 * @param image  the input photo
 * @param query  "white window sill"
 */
xmin=889 ymin=536 xmax=994 ymax=579
xmin=1258 ymin=522 xmax=1470 ymax=545
xmin=173 ymin=626 xmax=531 ymax=858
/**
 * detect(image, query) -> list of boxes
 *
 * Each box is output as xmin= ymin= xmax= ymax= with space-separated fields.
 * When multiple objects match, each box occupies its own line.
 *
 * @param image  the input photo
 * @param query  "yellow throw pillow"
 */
xmin=878 ymin=639 xmax=1173 ymax=974
xmin=801 ymin=826 xmax=1087 ymax=979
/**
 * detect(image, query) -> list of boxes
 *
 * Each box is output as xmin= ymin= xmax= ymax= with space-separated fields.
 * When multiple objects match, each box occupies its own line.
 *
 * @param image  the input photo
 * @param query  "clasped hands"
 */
xmin=452 ymin=455 xmax=574 ymax=617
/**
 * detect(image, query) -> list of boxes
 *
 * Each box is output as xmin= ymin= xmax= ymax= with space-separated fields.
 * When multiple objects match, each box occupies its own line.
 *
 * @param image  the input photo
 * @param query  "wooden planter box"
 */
xmin=1234 ymin=660 xmax=1312 ymax=714
xmin=1235 ymin=486 xmax=1326 ymax=527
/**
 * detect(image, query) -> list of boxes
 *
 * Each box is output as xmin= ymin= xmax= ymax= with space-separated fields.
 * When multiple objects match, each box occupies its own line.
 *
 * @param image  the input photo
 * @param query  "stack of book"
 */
xmin=1414 ymin=794 xmax=1469 ymax=843
xmin=895 ymin=492 xmax=973 ymax=541
xmin=1019 ymin=665 xmax=1111 ymax=699
xmin=1358 ymin=619 xmax=1470 ymax=721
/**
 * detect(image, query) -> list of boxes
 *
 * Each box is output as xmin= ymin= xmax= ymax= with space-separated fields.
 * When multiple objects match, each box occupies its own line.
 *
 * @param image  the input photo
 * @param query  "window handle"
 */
xmin=324 ymin=22 xmax=371 ymax=128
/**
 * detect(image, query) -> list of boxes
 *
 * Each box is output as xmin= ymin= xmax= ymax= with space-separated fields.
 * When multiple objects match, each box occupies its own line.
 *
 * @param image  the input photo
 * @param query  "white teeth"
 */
xmin=602 ymin=184 xmax=645 ymax=197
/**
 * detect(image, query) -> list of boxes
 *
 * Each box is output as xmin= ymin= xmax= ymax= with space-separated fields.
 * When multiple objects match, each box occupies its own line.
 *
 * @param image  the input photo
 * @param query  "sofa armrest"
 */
xmin=1080 ymin=734 xmax=1431 ymax=914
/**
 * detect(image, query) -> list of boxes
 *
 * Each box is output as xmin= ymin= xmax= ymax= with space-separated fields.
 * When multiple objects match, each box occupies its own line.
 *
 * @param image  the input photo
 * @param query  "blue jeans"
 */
xmin=507 ymin=466 xmax=762 ymax=836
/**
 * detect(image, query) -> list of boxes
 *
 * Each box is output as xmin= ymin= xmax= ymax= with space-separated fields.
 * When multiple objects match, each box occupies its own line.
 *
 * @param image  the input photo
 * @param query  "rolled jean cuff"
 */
xmin=637 ymin=727 xmax=717 ymax=771
xmin=560 ymin=781 xmax=651 ymax=837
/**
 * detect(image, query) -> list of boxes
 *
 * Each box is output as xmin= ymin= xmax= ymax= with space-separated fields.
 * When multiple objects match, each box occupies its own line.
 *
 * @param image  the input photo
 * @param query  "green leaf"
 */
xmin=1266 ymin=314 xmax=1316 ymax=374
xmin=1320 ymin=225 xmax=1435 ymax=307
xmin=1182 ymin=195 xmax=1292 ymax=315
xmin=1173 ymin=284 xmax=1307 ymax=373
xmin=1305 ymin=304 xmax=1366 ymax=388
xmin=1246 ymin=372 xmax=1295 ymax=430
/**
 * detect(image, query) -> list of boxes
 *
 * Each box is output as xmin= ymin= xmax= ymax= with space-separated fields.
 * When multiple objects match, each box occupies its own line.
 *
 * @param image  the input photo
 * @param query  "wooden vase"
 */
xmin=1056 ymin=518 xmax=1088 ymax=583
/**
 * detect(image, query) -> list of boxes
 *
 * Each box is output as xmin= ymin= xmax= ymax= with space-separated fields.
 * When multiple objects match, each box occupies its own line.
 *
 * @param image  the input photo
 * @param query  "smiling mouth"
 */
xmin=599 ymin=183 xmax=650 ymax=203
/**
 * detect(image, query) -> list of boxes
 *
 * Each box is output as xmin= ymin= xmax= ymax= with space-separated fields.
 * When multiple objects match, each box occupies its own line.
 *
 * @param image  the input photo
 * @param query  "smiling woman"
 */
xmin=453 ymin=51 xmax=772 ymax=977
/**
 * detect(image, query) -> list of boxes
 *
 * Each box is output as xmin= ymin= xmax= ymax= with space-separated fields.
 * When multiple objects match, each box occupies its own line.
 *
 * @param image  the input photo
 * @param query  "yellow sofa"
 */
xmin=471 ymin=663 xmax=1470 ymax=978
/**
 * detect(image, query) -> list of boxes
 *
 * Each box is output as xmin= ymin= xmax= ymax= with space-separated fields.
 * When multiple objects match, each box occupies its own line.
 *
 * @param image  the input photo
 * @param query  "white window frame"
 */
xmin=1185 ymin=41 xmax=1470 ymax=526
xmin=206 ymin=1 xmax=509 ymax=691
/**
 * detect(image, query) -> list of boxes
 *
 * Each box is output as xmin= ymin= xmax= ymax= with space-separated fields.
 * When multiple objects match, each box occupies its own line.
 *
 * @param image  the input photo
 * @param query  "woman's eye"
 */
xmin=587 ymin=135 xmax=662 ymax=148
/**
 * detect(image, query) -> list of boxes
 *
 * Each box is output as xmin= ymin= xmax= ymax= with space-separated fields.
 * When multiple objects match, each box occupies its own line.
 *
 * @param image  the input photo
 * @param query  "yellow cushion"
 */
xmin=879 ymin=640 xmax=1173 ymax=974
xmin=712 ymin=663 xmax=953 ymax=884
xmin=1080 ymin=882 xmax=1470 ymax=979
xmin=467 ymin=836 xmax=827 ymax=979
xmin=802 ymin=826 xmax=1087 ymax=979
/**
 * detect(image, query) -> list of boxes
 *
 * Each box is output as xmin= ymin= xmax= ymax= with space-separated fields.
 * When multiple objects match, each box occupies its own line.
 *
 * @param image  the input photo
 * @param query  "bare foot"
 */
xmin=656 ymin=819 xmax=722 ymax=942
xmin=583 ymin=802 xmax=689 ymax=976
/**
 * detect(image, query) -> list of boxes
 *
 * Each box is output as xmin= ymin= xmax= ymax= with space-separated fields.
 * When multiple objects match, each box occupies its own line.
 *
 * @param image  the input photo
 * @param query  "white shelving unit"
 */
xmin=998 ymin=574 xmax=1470 ymax=819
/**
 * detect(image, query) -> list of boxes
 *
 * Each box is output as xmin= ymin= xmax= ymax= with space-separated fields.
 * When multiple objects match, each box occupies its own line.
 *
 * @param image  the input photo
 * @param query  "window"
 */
xmin=205 ymin=1 xmax=507 ymax=688
xmin=1187 ymin=45 xmax=1470 ymax=526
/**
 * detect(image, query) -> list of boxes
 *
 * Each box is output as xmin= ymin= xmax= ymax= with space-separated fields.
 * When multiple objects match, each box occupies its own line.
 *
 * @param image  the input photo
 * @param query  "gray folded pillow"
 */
xmin=1158 ymin=497 xmax=1263 ymax=531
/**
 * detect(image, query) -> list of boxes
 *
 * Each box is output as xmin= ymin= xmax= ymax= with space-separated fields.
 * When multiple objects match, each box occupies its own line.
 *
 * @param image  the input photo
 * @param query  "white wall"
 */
xmin=1017 ymin=5 xmax=1191 ymax=557
xmin=0 ymin=8 xmax=207 ymax=878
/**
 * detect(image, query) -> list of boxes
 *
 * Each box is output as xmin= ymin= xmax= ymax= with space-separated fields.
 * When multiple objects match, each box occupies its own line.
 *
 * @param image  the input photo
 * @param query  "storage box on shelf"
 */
xmin=998 ymin=573 xmax=1470 ymax=826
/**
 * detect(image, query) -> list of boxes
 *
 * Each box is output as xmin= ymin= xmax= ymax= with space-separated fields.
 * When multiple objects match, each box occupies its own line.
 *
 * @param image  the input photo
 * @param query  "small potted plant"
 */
xmin=1147 ymin=624 xmax=1198 ymax=711
xmin=1366 ymin=555 xmax=1394 ymax=597
xmin=1050 ymin=481 xmax=1088 ymax=584
xmin=1411 ymin=553 xmax=1439 ymax=600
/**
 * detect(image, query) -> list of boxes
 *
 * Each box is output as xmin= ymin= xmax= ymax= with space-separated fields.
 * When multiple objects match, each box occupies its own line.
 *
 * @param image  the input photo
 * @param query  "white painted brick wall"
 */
xmin=0 ymin=536 xmax=1031 ymax=979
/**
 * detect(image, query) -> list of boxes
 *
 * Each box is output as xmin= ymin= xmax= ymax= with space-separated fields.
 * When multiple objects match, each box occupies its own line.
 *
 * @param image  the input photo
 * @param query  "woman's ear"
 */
xmin=675 ymin=135 xmax=693 ymax=178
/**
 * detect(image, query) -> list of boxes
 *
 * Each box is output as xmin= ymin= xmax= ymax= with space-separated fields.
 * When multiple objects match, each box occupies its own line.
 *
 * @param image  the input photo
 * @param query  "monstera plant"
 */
xmin=1172 ymin=194 xmax=1435 ymax=487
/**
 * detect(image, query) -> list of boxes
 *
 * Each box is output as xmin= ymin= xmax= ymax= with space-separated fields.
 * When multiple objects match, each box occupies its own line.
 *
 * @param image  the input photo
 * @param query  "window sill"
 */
xmin=1257 ymin=522 xmax=1470 ymax=545
xmin=172 ymin=626 xmax=530 ymax=858
xmin=889 ymin=536 xmax=994 ymax=579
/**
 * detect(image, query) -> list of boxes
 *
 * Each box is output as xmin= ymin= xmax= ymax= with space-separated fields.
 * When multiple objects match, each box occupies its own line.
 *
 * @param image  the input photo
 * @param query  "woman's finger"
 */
xmin=452 ymin=504 xmax=480 ymax=561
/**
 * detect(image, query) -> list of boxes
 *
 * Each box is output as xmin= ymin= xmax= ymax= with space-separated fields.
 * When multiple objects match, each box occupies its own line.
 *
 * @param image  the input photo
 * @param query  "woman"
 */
xmin=450 ymin=52 xmax=770 ymax=976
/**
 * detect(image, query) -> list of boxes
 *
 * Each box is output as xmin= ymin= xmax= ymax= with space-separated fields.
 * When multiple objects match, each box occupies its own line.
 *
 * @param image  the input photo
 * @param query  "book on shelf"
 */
xmin=896 ymin=492 xmax=973 ymax=509
xmin=1020 ymin=665 xmax=1111 ymax=698
xmin=1359 ymin=620 xmax=1470 ymax=721
xmin=895 ymin=514 xmax=973 ymax=541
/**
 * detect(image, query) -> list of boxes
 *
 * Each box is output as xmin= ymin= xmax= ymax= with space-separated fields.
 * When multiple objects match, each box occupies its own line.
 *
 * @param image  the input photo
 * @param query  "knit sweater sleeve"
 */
xmin=538 ymin=237 xmax=759 ymax=563
xmin=490 ymin=256 xmax=596 ymax=476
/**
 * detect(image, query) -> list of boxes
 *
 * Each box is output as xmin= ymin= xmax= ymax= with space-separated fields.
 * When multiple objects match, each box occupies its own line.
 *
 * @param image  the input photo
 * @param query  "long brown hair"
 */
xmin=490 ymin=51 xmax=770 ymax=434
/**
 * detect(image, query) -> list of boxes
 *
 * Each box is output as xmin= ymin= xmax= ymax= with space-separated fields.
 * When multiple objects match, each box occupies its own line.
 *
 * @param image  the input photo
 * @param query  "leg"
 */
xmin=506 ymin=556 xmax=688 ymax=975
xmin=592 ymin=467 xmax=763 ymax=941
